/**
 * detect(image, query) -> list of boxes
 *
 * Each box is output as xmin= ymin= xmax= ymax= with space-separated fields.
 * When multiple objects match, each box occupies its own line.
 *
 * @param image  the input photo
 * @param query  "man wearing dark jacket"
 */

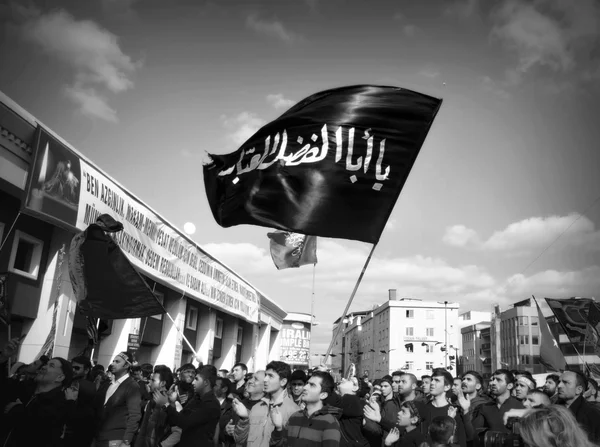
xmin=155 ymin=364 xmax=220 ymax=447
xmin=94 ymin=351 xmax=142 ymax=446
xmin=135 ymin=366 xmax=181 ymax=447
xmin=557 ymin=370 xmax=600 ymax=443
xmin=337 ymin=375 xmax=370 ymax=447
xmin=3 ymin=357 xmax=75 ymax=446
xmin=214 ymin=377 xmax=235 ymax=446
xmin=64 ymin=355 xmax=97 ymax=447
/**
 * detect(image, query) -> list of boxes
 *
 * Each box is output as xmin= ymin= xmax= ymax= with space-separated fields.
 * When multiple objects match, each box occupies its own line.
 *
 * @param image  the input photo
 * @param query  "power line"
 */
xmin=519 ymin=194 xmax=600 ymax=276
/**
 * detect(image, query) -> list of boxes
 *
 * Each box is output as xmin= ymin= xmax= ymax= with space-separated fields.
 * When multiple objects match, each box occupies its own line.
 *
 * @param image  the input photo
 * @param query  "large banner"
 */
xmin=23 ymin=127 xmax=260 ymax=323
xmin=280 ymin=320 xmax=311 ymax=366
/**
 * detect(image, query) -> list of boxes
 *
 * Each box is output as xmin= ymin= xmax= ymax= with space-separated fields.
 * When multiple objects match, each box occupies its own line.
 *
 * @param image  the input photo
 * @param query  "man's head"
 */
xmin=302 ymin=371 xmax=334 ymax=404
xmin=380 ymin=377 xmax=394 ymax=398
xmin=514 ymin=376 xmax=536 ymax=401
xmin=140 ymin=363 xmax=153 ymax=382
xmin=130 ymin=365 xmax=143 ymax=381
xmin=397 ymin=373 xmax=418 ymax=397
xmin=489 ymin=369 xmax=514 ymax=397
xmin=111 ymin=352 xmax=133 ymax=377
xmin=150 ymin=366 xmax=174 ymax=392
xmin=391 ymin=370 xmax=403 ymax=393
xmin=337 ymin=376 xmax=362 ymax=396
xmin=543 ymin=374 xmax=559 ymax=396
xmin=215 ymin=377 xmax=233 ymax=399
xmin=36 ymin=357 xmax=73 ymax=388
xmin=71 ymin=356 xmax=92 ymax=380
xmin=421 ymin=375 xmax=432 ymax=394
xmin=523 ymin=389 xmax=551 ymax=409
xmin=245 ymin=370 xmax=266 ymax=396
xmin=194 ymin=365 xmax=217 ymax=394
xmin=218 ymin=369 xmax=229 ymax=378
xmin=557 ymin=370 xmax=587 ymax=402
xmin=452 ymin=377 xmax=462 ymax=395
xmin=461 ymin=371 xmax=483 ymax=395
xmin=232 ymin=363 xmax=248 ymax=383
xmin=179 ymin=363 xmax=196 ymax=384
xmin=428 ymin=416 xmax=456 ymax=445
xmin=23 ymin=356 xmax=49 ymax=377
xmin=430 ymin=369 xmax=453 ymax=397
xmin=290 ymin=370 xmax=308 ymax=398
xmin=264 ymin=361 xmax=291 ymax=395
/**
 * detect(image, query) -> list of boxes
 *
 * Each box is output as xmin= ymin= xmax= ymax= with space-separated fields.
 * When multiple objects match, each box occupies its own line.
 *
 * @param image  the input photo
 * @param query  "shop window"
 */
xmin=215 ymin=318 xmax=224 ymax=339
xmin=9 ymin=230 xmax=44 ymax=280
xmin=237 ymin=326 xmax=243 ymax=344
xmin=150 ymin=291 xmax=164 ymax=320
xmin=186 ymin=306 xmax=198 ymax=330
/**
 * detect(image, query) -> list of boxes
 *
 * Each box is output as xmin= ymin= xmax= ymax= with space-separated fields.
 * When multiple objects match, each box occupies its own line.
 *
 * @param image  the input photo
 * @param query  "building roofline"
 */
xmin=0 ymin=90 xmax=286 ymax=320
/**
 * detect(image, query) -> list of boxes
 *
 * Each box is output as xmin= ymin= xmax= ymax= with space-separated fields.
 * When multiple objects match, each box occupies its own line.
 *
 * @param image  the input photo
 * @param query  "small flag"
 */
xmin=535 ymin=297 xmax=567 ymax=372
xmin=545 ymin=297 xmax=594 ymax=343
xmin=86 ymin=316 xmax=98 ymax=345
xmin=585 ymin=301 xmax=600 ymax=357
xmin=0 ymin=273 xmax=10 ymax=326
xmin=204 ymin=85 xmax=442 ymax=244
xmin=267 ymin=231 xmax=317 ymax=270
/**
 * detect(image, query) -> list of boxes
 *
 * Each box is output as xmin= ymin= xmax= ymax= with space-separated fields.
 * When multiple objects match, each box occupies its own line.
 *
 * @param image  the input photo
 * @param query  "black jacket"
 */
xmin=165 ymin=390 xmax=220 ymax=447
xmin=567 ymin=395 xmax=600 ymax=443
xmin=95 ymin=376 xmax=142 ymax=442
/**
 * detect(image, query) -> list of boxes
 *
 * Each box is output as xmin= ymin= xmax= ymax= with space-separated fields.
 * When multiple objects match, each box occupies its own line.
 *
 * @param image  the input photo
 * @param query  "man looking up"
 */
xmin=232 ymin=361 xmax=299 ymax=447
xmin=391 ymin=370 xmax=403 ymax=395
xmin=557 ymin=370 xmax=600 ymax=443
xmin=458 ymin=371 xmax=490 ymax=416
xmin=224 ymin=371 xmax=266 ymax=441
xmin=513 ymin=376 xmax=536 ymax=402
xmin=272 ymin=371 xmax=341 ymax=446
xmin=63 ymin=355 xmax=96 ymax=447
xmin=471 ymin=369 xmax=523 ymax=433
xmin=543 ymin=374 xmax=560 ymax=402
xmin=94 ymin=351 xmax=142 ymax=446
xmin=336 ymin=376 xmax=370 ymax=447
xmin=420 ymin=375 xmax=432 ymax=402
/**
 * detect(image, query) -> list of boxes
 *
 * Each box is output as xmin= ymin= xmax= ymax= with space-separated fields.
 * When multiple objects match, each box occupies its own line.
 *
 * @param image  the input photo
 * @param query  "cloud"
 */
xmin=489 ymin=0 xmax=600 ymax=85
xmin=19 ymin=9 xmax=138 ymax=121
xmin=220 ymin=112 xmax=266 ymax=146
xmin=403 ymin=25 xmax=419 ymax=37
xmin=501 ymin=266 xmax=600 ymax=299
xmin=480 ymin=76 xmax=511 ymax=99
xmin=246 ymin=14 xmax=303 ymax=43
xmin=418 ymin=68 xmax=440 ymax=79
xmin=266 ymin=93 xmax=295 ymax=110
xmin=443 ymin=213 xmax=600 ymax=253
xmin=443 ymin=0 xmax=480 ymax=18
xmin=63 ymin=85 xmax=117 ymax=122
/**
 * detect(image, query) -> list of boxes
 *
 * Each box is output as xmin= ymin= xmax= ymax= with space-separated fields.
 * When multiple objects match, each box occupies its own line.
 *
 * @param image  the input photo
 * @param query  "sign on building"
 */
xmin=280 ymin=321 xmax=311 ymax=366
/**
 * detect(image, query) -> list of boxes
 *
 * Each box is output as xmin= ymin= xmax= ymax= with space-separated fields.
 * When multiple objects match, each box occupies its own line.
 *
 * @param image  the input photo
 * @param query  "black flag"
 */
xmin=69 ymin=214 xmax=165 ymax=319
xmin=204 ymin=85 xmax=442 ymax=243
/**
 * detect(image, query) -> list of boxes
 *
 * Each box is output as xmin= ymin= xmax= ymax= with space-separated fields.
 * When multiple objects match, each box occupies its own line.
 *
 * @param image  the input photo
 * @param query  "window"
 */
xmin=426 ymin=310 xmax=434 ymax=319
xmin=426 ymin=328 xmax=434 ymax=337
xmin=150 ymin=291 xmax=164 ymax=320
xmin=530 ymin=317 xmax=538 ymax=326
xmin=425 ymin=344 xmax=432 ymax=353
xmin=406 ymin=310 xmax=414 ymax=319
xmin=237 ymin=326 xmax=243 ymax=344
xmin=406 ymin=344 xmax=413 ymax=353
xmin=215 ymin=318 xmax=224 ymax=339
xmin=532 ymin=335 xmax=539 ymax=345
xmin=404 ymin=361 xmax=414 ymax=370
xmin=519 ymin=335 xmax=529 ymax=345
xmin=518 ymin=316 xmax=528 ymax=326
xmin=406 ymin=327 xmax=414 ymax=336
xmin=9 ymin=230 xmax=44 ymax=280
xmin=186 ymin=306 xmax=198 ymax=330
xmin=425 ymin=361 xmax=434 ymax=370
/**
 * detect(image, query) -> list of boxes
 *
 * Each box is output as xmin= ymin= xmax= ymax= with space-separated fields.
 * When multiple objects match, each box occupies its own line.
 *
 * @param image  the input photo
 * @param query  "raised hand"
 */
xmin=232 ymin=398 xmax=249 ymax=419
xmin=225 ymin=419 xmax=235 ymax=436
xmin=447 ymin=405 xmax=458 ymax=419
xmin=270 ymin=405 xmax=283 ymax=430
xmin=385 ymin=427 xmax=400 ymax=446
xmin=363 ymin=401 xmax=382 ymax=423
xmin=456 ymin=388 xmax=471 ymax=413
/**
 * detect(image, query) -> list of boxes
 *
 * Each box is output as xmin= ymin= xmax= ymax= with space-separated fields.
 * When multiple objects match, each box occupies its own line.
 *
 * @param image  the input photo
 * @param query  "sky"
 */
xmin=1 ymin=0 xmax=600 ymax=359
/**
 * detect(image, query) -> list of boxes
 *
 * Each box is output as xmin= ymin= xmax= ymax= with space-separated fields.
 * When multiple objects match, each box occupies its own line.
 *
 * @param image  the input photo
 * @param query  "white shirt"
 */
xmin=104 ymin=374 xmax=129 ymax=404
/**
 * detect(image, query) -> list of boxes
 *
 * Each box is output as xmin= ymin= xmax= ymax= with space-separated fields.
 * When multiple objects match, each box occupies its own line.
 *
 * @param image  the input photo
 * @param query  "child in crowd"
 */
xmin=384 ymin=401 xmax=426 ymax=447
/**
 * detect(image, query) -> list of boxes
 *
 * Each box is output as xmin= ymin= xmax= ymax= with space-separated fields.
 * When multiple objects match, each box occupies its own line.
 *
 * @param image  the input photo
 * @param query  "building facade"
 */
xmin=459 ymin=322 xmax=492 ymax=377
xmin=330 ymin=290 xmax=460 ymax=379
xmin=0 ymin=91 xmax=287 ymax=371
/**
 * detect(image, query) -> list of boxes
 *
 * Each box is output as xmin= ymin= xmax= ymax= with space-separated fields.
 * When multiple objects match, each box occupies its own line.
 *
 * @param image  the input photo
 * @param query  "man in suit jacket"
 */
xmin=94 ymin=351 xmax=142 ymax=447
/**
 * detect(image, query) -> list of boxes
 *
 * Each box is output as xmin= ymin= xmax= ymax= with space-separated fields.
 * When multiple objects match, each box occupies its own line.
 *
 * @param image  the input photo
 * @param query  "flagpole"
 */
xmin=324 ymin=243 xmax=377 ymax=365
xmin=89 ymin=318 xmax=101 ymax=365
xmin=164 ymin=310 xmax=198 ymax=357
xmin=309 ymin=263 xmax=316 ymax=369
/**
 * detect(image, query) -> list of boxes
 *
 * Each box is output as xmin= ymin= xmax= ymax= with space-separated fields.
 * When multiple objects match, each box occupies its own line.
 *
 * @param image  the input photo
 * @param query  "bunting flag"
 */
xmin=86 ymin=316 xmax=99 ymax=345
xmin=545 ymin=297 xmax=594 ymax=343
xmin=585 ymin=301 xmax=600 ymax=357
xmin=69 ymin=214 xmax=165 ymax=319
xmin=0 ymin=273 xmax=9 ymax=326
xmin=535 ymin=297 xmax=567 ymax=372
xmin=204 ymin=85 xmax=442 ymax=244
xmin=267 ymin=231 xmax=317 ymax=270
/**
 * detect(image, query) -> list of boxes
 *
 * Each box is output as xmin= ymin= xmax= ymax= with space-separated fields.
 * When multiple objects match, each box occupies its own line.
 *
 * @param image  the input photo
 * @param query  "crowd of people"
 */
xmin=1 ymin=336 xmax=600 ymax=447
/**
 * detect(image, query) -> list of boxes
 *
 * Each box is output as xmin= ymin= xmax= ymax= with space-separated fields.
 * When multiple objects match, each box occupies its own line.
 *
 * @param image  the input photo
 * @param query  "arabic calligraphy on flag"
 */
xmin=204 ymin=85 xmax=442 ymax=244
xmin=545 ymin=297 xmax=594 ymax=343
xmin=267 ymin=231 xmax=317 ymax=270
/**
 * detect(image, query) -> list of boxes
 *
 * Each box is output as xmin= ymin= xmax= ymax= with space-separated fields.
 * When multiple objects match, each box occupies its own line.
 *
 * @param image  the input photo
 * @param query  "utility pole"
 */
xmin=444 ymin=301 xmax=448 ymax=368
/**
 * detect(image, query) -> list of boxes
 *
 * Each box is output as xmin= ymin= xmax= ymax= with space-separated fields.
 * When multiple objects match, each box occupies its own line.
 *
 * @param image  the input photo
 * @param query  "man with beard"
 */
xmin=543 ymin=374 xmax=559 ymax=403
xmin=471 ymin=369 xmax=523 ymax=433
xmin=94 ymin=351 xmax=142 ymax=446
xmin=420 ymin=369 xmax=467 ymax=447
xmin=176 ymin=363 xmax=196 ymax=406
xmin=3 ymin=357 xmax=74 ymax=446
xmin=224 ymin=370 xmax=266 ymax=440
xmin=63 ymin=355 xmax=97 ymax=447
xmin=391 ymin=371 xmax=403 ymax=395
xmin=557 ymin=370 xmax=600 ymax=443
xmin=457 ymin=371 xmax=490 ymax=416
xmin=156 ymin=365 xmax=220 ymax=447
xmin=135 ymin=366 xmax=181 ymax=447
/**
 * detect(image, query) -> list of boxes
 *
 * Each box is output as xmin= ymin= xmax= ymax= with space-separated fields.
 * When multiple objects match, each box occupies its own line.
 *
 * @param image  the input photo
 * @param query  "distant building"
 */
xmin=457 ymin=310 xmax=492 ymax=376
xmin=329 ymin=290 xmax=460 ymax=379
xmin=459 ymin=322 xmax=492 ymax=377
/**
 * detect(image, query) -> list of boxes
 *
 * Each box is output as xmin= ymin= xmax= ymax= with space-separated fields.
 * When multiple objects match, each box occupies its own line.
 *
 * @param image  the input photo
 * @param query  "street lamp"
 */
xmin=437 ymin=301 xmax=455 ymax=369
